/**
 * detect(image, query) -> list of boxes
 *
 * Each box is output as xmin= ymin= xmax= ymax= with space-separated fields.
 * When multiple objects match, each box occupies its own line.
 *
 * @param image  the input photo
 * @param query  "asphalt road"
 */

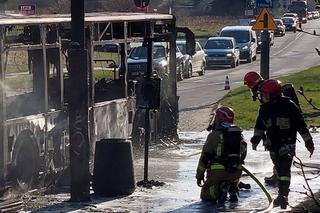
xmin=177 ymin=19 xmax=320 ymax=111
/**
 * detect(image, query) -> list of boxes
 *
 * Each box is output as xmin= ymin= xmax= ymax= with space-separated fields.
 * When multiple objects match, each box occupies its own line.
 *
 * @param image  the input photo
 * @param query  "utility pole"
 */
xmin=69 ymin=0 xmax=90 ymax=202
xmin=260 ymin=13 xmax=270 ymax=80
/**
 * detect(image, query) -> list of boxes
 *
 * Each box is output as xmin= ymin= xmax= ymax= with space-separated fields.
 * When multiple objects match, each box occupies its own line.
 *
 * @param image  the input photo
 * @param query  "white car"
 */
xmin=176 ymin=40 xmax=206 ymax=77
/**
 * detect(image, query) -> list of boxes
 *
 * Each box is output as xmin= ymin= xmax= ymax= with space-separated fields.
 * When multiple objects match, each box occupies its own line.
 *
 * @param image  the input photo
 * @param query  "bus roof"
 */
xmin=0 ymin=12 xmax=173 ymax=26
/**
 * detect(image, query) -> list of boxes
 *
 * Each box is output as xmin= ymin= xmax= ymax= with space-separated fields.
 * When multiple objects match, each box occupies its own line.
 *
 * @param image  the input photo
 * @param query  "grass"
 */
xmin=5 ymin=74 xmax=33 ymax=91
xmin=220 ymin=66 xmax=320 ymax=129
xmin=176 ymin=16 xmax=239 ymax=37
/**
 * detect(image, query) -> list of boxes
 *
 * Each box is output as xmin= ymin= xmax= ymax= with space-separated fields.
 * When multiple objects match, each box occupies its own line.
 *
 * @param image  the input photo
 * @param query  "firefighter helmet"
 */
xmin=244 ymin=72 xmax=263 ymax=89
xmin=215 ymin=106 xmax=234 ymax=124
xmin=259 ymin=79 xmax=282 ymax=100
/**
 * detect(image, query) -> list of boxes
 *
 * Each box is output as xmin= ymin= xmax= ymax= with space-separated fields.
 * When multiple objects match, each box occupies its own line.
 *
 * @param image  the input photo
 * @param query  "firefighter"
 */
xmin=196 ymin=106 xmax=247 ymax=204
xmin=243 ymin=71 xmax=300 ymax=185
xmin=243 ymin=71 xmax=300 ymax=107
xmin=250 ymin=79 xmax=314 ymax=209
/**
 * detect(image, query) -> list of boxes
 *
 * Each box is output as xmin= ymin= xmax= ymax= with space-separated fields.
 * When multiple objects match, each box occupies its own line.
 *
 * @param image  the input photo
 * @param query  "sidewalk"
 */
xmin=21 ymin=130 xmax=320 ymax=212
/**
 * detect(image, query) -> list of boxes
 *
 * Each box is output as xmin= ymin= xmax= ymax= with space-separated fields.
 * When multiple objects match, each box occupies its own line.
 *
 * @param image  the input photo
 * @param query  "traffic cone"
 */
xmin=224 ymin=75 xmax=230 ymax=90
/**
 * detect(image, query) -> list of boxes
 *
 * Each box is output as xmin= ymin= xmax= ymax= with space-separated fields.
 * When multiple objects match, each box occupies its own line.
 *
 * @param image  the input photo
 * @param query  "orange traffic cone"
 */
xmin=224 ymin=75 xmax=230 ymax=90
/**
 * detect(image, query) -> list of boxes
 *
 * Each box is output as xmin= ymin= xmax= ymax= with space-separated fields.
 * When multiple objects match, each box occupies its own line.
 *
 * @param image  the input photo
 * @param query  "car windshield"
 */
xmin=220 ymin=31 xmax=250 ymax=43
xmin=249 ymin=21 xmax=256 ymax=26
xmin=129 ymin=45 xmax=166 ymax=59
xmin=177 ymin=43 xmax=186 ymax=54
xmin=282 ymin=18 xmax=294 ymax=23
xmin=275 ymin=20 xmax=283 ymax=25
xmin=284 ymin=14 xmax=295 ymax=18
xmin=204 ymin=39 xmax=233 ymax=49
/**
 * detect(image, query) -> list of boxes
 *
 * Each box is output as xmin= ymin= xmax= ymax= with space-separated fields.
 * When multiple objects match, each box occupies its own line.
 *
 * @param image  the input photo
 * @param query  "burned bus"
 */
xmin=0 ymin=12 xmax=180 ymax=194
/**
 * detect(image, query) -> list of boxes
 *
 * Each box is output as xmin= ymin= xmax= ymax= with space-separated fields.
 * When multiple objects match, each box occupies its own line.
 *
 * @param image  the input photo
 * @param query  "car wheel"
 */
xmin=199 ymin=62 xmax=205 ymax=76
xmin=253 ymin=54 xmax=257 ymax=61
xmin=231 ymin=60 xmax=236 ymax=68
xmin=186 ymin=64 xmax=192 ymax=78
xmin=293 ymin=28 xmax=297 ymax=33
xmin=247 ymin=55 xmax=252 ymax=63
xmin=177 ymin=66 xmax=183 ymax=81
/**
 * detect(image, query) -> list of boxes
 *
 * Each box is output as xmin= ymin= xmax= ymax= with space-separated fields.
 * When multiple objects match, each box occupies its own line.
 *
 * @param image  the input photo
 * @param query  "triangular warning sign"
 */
xmin=252 ymin=8 xmax=277 ymax=31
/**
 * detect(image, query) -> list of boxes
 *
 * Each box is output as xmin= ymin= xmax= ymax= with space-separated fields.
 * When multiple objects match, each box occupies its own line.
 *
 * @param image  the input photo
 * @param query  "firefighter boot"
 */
xmin=238 ymin=181 xmax=251 ymax=189
xmin=229 ymin=183 xmax=239 ymax=202
xmin=217 ymin=182 xmax=230 ymax=204
xmin=273 ymin=195 xmax=288 ymax=209
xmin=265 ymin=166 xmax=278 ymax=186
xmin=264 ymin=174 xmax=278 ymax=185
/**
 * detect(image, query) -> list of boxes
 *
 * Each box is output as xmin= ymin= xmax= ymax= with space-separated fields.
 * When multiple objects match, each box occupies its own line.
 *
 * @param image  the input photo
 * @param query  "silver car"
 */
xmin=176 ymin=40 xmax=206 ymax=77
xmin=204 ymin=37 xmax=240 ymax=68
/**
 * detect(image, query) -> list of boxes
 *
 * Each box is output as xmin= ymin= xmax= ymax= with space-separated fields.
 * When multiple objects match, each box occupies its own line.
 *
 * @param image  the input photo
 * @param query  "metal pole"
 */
xmin=143 ymin=23 xmax=153 ymax=182
xmin=0 ymin=26 xmax=7 ymax=191
xmin=260 ymin=13 xmax=270 ymax=80
xmin=69 ymin=0 xmax=90 ymax=202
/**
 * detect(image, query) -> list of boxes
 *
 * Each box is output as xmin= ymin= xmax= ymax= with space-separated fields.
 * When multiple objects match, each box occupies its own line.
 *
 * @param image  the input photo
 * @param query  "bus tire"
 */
xmin=12 ymin=134 xmax=39 ymax=191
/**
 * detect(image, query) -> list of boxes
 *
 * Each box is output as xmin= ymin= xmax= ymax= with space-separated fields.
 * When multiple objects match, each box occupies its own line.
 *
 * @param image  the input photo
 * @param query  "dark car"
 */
xmin=249 ymin=20 xmax=274 ymax=51
xmin=95 ymin=43 xmax=120 ymax=52
xmin=204 ymin=37 xmax=240 ymax=68
xmin=281 ymin=17 xmax=297 ymax=32
xmin=274 ymin=19 xmax=286 ymax=36
xmin=127 ymin=43 xmax=184 ymax=81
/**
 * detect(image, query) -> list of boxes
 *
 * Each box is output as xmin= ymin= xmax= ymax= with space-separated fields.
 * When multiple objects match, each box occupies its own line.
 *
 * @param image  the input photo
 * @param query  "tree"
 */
xmin=209 ymin=0 xmax=246 ymax=16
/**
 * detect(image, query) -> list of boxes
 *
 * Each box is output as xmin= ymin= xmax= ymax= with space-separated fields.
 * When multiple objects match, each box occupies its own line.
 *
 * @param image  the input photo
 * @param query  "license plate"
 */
xmin=209 ymin=58 xmax=221 ymax=61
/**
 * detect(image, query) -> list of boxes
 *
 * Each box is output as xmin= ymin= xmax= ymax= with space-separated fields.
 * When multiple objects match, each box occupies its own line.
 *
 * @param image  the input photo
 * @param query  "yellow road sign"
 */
xmin=252 ymin=8 xmax=277 ymax=31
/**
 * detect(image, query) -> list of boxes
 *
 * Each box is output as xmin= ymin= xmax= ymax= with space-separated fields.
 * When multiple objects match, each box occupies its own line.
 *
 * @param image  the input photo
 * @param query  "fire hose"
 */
xmin=241 ymin=165 xmax=274 ymax=213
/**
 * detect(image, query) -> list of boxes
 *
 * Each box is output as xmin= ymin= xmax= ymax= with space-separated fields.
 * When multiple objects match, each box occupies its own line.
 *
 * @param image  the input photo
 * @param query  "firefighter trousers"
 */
xmin=272 ymin=152 xmax=293 ymax=197
xmin=200 ymin=169 xmax=242 ymax=201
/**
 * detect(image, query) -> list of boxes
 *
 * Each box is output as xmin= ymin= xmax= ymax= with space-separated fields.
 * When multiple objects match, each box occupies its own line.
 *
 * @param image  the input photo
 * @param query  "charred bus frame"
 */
xmin=0 ymin=12 xmax=178 ymax=193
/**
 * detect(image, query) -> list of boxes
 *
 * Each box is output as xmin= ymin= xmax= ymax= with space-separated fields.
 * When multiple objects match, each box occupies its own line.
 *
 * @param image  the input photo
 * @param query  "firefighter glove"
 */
xmin=250 ymin=136 xmax=261 ymax=150
xmin=252 ymin=143 xmax=258 ymax=151
xmin=197 ymin=178 xmax=204 ymax=187
xmin=305 ymin=139 xmax=314 ymax=157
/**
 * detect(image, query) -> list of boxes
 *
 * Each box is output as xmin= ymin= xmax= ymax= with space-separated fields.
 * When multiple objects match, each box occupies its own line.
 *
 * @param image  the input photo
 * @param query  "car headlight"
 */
xmin=242 ymin=46 xmax=249 ymax=50
xmin=226 ymin=53 xmax=233 ymax=57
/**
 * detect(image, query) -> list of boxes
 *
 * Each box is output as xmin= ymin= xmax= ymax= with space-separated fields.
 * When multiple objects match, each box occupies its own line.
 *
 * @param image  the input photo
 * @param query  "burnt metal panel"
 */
xmin=94 ymin=98 xmax=133 ymax=141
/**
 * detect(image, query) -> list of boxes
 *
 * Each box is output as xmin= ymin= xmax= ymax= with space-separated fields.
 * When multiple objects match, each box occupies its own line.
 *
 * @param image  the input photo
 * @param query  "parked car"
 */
xmin=249 ymin=20 xmax=274 ymax=51
xmin=307 ymin=11 xmax=313 ymax=20
xmin=274 ymin=19 xmax=286 ymax=36
xmin=312 ymin=11 xmax=320 ymax=19
xmin=94 ymin=43 xmax=132 ymax=54
xmin=176 ymin=46 xmax=185 ymax=81
xmin=283 ymin=13 xmax=299 ymax=22
xmin=127 ymin=43 xmax=184 ymax=81
xmin=176 ymin=40 xmax=206 ymax=78
xmin=220 ymin=26 xmax=257 ymax=63
xmin=204 ymin=37 xmax=240 ymax=68
xmin=281 ymin=17 xmax=297 ymax=32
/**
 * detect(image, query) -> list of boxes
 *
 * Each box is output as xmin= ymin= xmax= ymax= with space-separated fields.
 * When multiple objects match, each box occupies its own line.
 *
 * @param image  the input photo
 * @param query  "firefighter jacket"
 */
xmin=252 ymin=96 xmax=312 ymax=153
xmin=196 ymin=125 xmax=247 ymax=180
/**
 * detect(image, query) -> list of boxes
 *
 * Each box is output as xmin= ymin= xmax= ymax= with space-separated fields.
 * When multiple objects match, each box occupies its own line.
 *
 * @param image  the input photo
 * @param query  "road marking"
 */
xmin=273 ymin=32 xmax=303 ymax=57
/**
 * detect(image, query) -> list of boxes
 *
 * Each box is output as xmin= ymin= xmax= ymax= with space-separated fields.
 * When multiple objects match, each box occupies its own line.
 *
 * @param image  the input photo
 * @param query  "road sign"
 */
xmin=18 ymin=5 xmax=36 ymax=15
xmin=256 ymin=0 xmax=273 ymax=8
xmin=252 ymin=8 xmax=277 ymax=31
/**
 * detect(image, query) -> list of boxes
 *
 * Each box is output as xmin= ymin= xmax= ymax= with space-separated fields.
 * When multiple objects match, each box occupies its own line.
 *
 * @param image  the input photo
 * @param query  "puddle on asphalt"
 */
xmin=28 ymin=130 xmax=320 ymax=212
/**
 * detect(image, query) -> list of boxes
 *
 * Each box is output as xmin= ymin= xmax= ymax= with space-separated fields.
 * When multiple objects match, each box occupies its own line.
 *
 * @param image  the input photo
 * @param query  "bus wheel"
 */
xmin=13 ymin=140 xmax=39 ymax=191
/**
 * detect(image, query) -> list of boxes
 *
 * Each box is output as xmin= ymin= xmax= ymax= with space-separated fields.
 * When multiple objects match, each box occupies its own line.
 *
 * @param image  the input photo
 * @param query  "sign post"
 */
xmin=252 ymin=8 xmax=277 ymax=80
